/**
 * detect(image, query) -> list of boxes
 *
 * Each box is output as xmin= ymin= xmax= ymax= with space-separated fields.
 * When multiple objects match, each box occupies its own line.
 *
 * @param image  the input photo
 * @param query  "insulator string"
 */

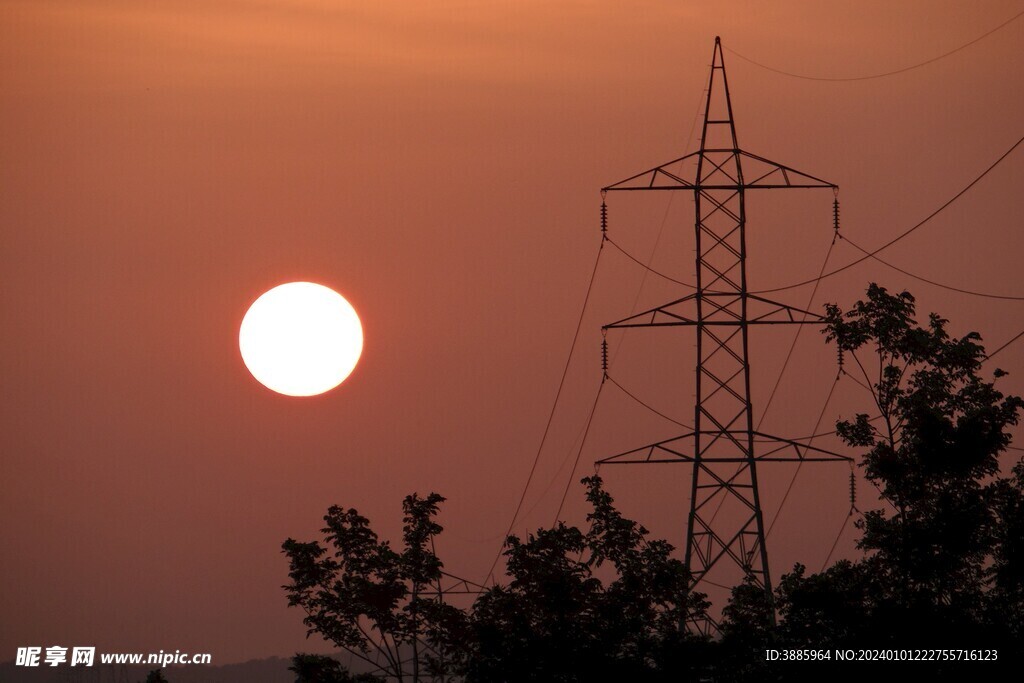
xmin=600 ymin=336 xmax=609 ymax=381
xmin=849 ymin=466 xmax=858 ymax=515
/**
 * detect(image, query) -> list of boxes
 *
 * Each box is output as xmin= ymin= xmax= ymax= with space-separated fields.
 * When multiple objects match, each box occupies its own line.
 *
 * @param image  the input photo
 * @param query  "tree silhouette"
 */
xmin=284 ymin=285 xmax=1023 ymax=678
xmin=460 ymin=475 xmax=711 ymax=682
xmin=289 ymin=653 xmax=378 ymax=682
xmin=716 ymin=284 xmax=1023 ymax=673
xmin=822 ymin=284 xmax=1023 ymax=636
xmin=282 ymin=493 xmax=466 ymax=681
xmin=284 ymin=476 xmax=712 ymax=681
xmin=989 ymin=458 xmax=1024 ymax=637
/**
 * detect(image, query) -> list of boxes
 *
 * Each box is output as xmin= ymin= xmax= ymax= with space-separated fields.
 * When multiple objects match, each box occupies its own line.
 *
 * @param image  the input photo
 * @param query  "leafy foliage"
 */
xmin=987 ymin=458 xmax=1024 ymax=637
xmin=285 ymin=477 xmax=711 ymax=681
xmin=283 ymin=285 xmax=1024 ymax=678
xmin=282 ymin=493 xmax=466 ymax=681
xmin=820 ymin=284 xmax=1023 ymax=635
xmin=714 ymin=285 xmax=1024 ymax=675
xmin=461 ymin=476 xmax=710 ymax=682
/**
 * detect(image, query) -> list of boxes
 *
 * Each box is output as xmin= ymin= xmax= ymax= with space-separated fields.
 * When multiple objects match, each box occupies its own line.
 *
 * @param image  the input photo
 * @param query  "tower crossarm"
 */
xmin=596 ymin=432 xmax=697 ymax=465
xmin=751 ymin=432 xmax=852 ymax=463
xmin=602 ymin=149 xmax=836 ymax=192
xmin=603 ymin=292 xmax=825 ymax=329
xmin=597 ymin=432 xmax=850 ymax=465
xmin=436 ymin=570 xmax=489 ymax=596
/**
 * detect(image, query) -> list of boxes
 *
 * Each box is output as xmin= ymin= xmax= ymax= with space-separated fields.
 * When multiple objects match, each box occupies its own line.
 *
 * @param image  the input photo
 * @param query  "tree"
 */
xmin=821 ymin=283 xmax=1023 ymax=639
xmin=289 ymin=653 xmax=378 ymax=683
xmin=284 ymin=476 xmax=712 ymax=681
xmin=282 ymin=493 xmax=466 ymax=682
xmin=987 ymin=457 xmax=1024 ymax=637
xmin=715 ymin=576 xmax=777 ymax=682
xmin=451 ymin=475 xmax=711 ymax=682
xmin=716 ymin=284 xmax=1024 ymax=677
xmin=283 ymin=285 xmax=1023 ymax=678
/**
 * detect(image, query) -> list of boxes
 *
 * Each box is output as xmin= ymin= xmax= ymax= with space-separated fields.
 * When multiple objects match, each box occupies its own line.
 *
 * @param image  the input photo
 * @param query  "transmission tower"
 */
xmin=597 ymin=37 xmax=850 ymax=631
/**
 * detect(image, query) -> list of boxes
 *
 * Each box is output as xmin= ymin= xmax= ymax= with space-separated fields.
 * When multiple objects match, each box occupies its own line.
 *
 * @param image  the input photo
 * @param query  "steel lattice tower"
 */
xmin=598 ymin=37 xmax=850 ymax=631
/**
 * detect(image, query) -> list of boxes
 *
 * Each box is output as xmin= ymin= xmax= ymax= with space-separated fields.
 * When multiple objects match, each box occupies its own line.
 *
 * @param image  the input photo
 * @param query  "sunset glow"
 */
xmin=4 ymin=0 xmax=1023 ymax=669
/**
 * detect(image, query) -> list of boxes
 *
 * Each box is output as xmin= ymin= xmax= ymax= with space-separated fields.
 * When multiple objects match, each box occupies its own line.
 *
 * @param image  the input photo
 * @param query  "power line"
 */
xmin=518 ymin=98 xmax=703 ymax=550
xmin=701 ymin=578 xmax=734 ymax=591
xmin=482 ymin=237 xmax=605 ymax=586
xmin=757 ymin=234 xmax=838 ymax=429
xmin=552 ymin=380 xmax=606 ymax=525
xmin=986 ymin=329 xmax=1024 ymax=360
xmin=516 ymin=384 xmax=603 ymax=527
xmin=754 ymin=133 xmax=1024 ymax=295
xmin=839 ymin=232 xmax=1024 ymax=301
xmin=841 ymin=367 xmax=874 ymax=394
xmin=820 ymin=514 xmax=854 ymax=571
xmin=605 ymin=235 xmax=696 ymax=289
xmin=605 ymin=373 xmax=693 ymax=429
xmin=765 ymin=371 xmax=843 ymax=539
xmin=779 ymin=413 xmax=883 ymax=443
xmin=725 ymin=8 xmax=1024 ymax=82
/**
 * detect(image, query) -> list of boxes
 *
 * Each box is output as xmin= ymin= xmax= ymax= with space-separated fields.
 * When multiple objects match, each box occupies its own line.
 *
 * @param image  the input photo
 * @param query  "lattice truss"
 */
xmin=598 ymin=37 xmax=850 ymax=625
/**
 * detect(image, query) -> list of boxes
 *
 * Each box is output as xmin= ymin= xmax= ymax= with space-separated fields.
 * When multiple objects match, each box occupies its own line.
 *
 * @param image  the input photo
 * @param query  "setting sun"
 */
xmin=239 ymin=282 xmax=363 ymax=397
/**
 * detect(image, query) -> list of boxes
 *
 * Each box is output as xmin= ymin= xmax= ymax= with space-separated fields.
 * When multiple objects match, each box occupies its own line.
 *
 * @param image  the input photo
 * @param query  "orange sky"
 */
xmin=2 ymin=0 xmax=1023 ymax=664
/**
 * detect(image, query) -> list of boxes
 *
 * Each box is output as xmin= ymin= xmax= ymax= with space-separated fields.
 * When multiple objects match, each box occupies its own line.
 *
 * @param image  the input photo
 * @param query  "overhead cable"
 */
xmin=839 ymin=233 xmax=1024 ymax=301
xmin=606 ymin=235 xmax=696 ymax=289
xmin=482 ymin=236 xmax=605 ymax=586
xmin=725 ymin=8 xmax=1024 ymax=82
xmin=753 ymin=133 xmax=1024 ymax=294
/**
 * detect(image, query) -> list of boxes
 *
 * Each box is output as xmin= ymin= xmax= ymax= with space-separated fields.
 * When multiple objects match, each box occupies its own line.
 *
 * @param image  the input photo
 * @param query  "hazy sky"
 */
xmin=2 ymin=0 xmax=1023 ymax=664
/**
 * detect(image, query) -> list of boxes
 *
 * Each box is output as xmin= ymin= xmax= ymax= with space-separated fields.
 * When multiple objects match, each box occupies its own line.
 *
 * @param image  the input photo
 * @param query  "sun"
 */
xmin=239 ymin=282 xmax=363 ymax=397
